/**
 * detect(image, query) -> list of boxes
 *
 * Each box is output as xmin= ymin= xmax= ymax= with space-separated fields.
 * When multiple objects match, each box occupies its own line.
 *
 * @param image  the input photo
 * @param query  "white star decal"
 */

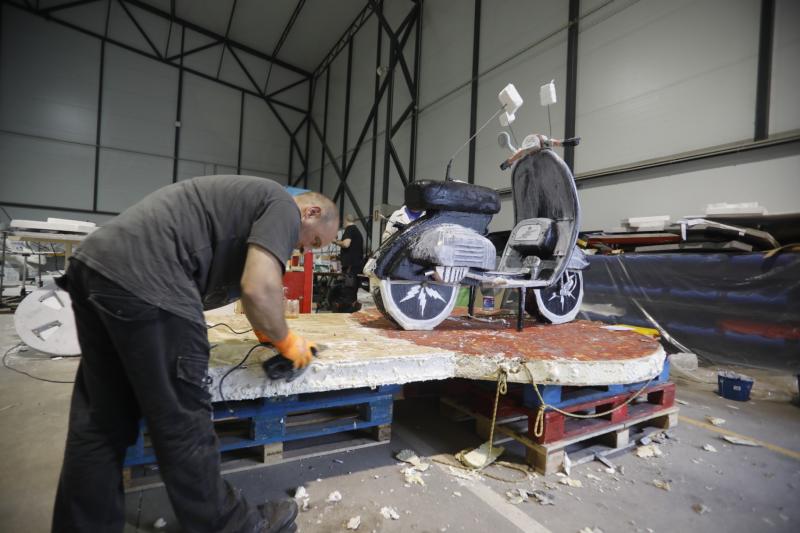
xmin=400 ymin=284 xmax=446 ymax=315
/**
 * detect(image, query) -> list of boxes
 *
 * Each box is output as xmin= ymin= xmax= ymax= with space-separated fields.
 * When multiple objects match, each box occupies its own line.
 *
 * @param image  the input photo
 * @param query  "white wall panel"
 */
xmin=240 ymin=94 xmax=290 ymax=176
xmin=0 ymin=133 xmax=94 ymax=209
xmin=96 ymin=149 xmax=172 ymax=212
xmin=769 ymin=0 xmax=800 ymax=135
xmin=176 ymin=159 xmax=206 ymax=181
xmin=578 ymin=153 xmax=800 ymax=231
xmin=179 ymin=73 xmax=240 ymax=167
xmin=106 ymin=0 xmax=170 ymax=57
xmin=416 ymin=90 xmax=471 ymax=182
xmin=479 ymin=0 xmax=566 ymax=72
xmin=0 ymin=7 xmax=99 ymax=144
xmin=575 ymin=0 xmax=760 ymax=173
xmin=418 ymin=1 xmax=471 ymax=108
xmin=101 ymin=45 xmax=177 ymax=156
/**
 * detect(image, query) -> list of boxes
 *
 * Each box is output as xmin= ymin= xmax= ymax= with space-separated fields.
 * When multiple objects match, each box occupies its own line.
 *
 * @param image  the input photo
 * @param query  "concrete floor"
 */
xmin=1 ymin=312 xmax=798 ymax=533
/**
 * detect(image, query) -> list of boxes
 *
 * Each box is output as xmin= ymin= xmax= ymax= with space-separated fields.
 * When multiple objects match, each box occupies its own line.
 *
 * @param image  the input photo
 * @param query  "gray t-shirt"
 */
xmin=73 ymin=175 xmax=300 ymax=324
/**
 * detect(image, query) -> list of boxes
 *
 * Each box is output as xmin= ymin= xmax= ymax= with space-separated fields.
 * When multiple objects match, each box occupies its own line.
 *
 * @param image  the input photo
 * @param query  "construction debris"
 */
xmin=702 ymin=444 xmax=718 ymax=453
xmin=722 ymin=435 xmax=761 ymax=447
xmin=153 ymin=518 xmax=167 ymax=529
xmin=692 ymin=503 xmax=711 ymax=515
xmin=505 ymin=488 xmax=530 ymax=504
xmin=346 ymin=516 xmax=361 ymax=530
xmin=531 ymin=490 xmax=555 ymax=505
xmin=635 ymin=444 xmax=663 ymax=458
xmin=401 ymin=467 xmax=425 ymax=486
xmin=579 ymin=527 xmax=604 ymax=533
xmin=380 ymin=506 xmax=400 ymax=520
xmin=706 ymin=416 xmax=726 ymax=426
xmin=456 ymin=442 xmax=504 ymax=470
xmin=326 ymin=491 xmax=342 ymax=503
xmin=559 ymin=477 xmax=583 ymax=488
xmin=652 ymin=479 xmax=671 ymax=491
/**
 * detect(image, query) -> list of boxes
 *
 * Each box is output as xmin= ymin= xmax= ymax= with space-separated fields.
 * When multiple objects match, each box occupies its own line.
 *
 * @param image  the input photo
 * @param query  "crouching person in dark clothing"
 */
xmin=52 ymin=176 xmax=339 ymax=533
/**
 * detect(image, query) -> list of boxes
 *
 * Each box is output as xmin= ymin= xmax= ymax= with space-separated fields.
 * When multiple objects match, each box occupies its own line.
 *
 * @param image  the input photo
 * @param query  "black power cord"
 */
xmin=217 ymin=343 xmax=265 ymax=414
xmin=2 ymin=343 xmax=75 ymax=384
xmin=206 ymin=322 xmax=253 ymax=335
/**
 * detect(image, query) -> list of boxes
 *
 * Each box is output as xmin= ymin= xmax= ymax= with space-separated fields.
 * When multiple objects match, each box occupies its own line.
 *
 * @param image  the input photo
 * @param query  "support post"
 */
xmin=564 ymin=0 xmax=580 ymax=172
xmin=172 ymin=25 xmax=185 ymax=182
xmin=467 ymin=0 xmax=481 ymax=184
xmin=754 ymin=0 xmax=775 ymax=141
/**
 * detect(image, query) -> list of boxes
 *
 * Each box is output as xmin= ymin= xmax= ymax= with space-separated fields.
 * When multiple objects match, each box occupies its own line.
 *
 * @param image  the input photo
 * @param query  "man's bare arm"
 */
xmin=335 ymin=238 xmax=352 ymax=248
xmin=240 ymin=244 xmax=288 ymax=342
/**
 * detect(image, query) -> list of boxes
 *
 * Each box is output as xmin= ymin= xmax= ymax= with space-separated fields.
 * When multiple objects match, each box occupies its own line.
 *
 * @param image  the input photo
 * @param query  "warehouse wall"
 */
xmin=310 ymin=0 xmax=799 ymax=247
xmin=0 ymin=1 xmax=305 ymax=224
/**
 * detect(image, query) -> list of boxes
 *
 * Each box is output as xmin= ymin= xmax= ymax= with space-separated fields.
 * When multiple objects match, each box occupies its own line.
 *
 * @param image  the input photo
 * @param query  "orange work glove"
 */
xmin=273 ymin=330 xmax=316 ymax=369
xmin=254 ymin=330 xmax=272 ymax=345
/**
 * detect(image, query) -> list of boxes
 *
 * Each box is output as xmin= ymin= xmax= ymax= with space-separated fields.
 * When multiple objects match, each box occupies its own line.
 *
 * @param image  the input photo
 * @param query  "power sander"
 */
xmin=262 ymin=344 xmax=324 ymax=383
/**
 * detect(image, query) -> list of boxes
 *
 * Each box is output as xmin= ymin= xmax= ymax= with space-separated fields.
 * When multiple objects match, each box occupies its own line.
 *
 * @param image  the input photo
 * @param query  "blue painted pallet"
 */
xmin=520 ymin=357 xmax=671 ymax=410
xmin=125 ymin=385 xmax=400 ymax=467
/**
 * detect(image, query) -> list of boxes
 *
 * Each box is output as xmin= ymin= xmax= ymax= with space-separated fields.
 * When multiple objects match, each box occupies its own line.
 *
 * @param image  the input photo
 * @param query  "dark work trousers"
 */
xmin=52 ymin=260 xmax=260 ymax=533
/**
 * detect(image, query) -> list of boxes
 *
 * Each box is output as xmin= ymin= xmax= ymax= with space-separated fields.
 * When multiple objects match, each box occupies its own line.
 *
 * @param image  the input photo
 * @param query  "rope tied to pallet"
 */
xmin=486 ymin=368 xmax=508 ymax=456
xmin=517 ymin=363 xmax=657 ymax=438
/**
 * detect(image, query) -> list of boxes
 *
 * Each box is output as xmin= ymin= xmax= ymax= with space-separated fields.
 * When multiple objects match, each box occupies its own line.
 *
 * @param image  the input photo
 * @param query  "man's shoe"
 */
xmin=257 ymin=499 xmax=298 ymax=533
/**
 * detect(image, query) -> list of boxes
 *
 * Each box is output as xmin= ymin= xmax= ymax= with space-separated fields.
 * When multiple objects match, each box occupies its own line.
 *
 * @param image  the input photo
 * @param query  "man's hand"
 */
xmin=274 ymin=331 xmax=316 ymax=369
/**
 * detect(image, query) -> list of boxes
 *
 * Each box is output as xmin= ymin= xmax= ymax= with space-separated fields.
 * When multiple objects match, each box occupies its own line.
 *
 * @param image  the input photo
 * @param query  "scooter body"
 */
xmin=365 ymin=86 xmax=588 ymax=331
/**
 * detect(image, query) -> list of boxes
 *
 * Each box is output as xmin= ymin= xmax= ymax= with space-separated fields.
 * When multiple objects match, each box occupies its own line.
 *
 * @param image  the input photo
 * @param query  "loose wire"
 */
xmin=2 ymin=343 xmax=75 ymax=384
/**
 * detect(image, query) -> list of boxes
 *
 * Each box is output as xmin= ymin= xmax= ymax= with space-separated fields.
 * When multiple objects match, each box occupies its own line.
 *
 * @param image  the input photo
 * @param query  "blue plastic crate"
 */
xmin=717 ymin=371 xmax=753 ymax=402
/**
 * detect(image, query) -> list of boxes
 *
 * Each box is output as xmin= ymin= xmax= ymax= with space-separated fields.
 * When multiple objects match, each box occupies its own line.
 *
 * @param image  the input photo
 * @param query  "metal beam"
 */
xmin=309 ymin=118 xmax=366 ymax=223
xmin=409 ymin=0 xmax=422 ymax=184
xmin=117 ymin=0 xmax=162 ymax=59
xmin=215 ymin=0 xmax=238 ymax=79
xmin=320 ymin=67 xmax=330 ymax=194
xmin=16 ymin=2 xmax=307 ymax=114
xmin=263 ymin=0 xmax=306 ymax=93
xmin=754 ymin=0 xmax=775 ymax=141
xmin=120 ymin=0 xmax=310 ymax=78
xmin=467 ymin=0 xmax=480 ymax=184
xmin=564 ymin=0 xmax=579 ymax=171
xmin=41 ymin=0 xmax=101 ymax=15
xmin=368 ymin=1 xmax=383 ymax=251
xmin=313 ymin=1 xmax=376 ymax=79
xmin=92 ymin=0 xmax=112 ymax=211
xmin=236 ymin=90 xmax=244 ymax=173
xmin=333 ymin=39 xmax=354 ymax=208
xmin=171 ymin=25 xmax=184 ymax=183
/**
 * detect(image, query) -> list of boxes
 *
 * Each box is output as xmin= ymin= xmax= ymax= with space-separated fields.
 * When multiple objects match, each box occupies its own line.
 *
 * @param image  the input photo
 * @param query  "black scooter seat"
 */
xmin=405 ymin=180 xmax=500 ymax=215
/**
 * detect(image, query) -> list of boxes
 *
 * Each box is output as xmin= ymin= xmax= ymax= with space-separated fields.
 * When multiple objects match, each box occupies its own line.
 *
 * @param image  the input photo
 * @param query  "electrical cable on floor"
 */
xmin=2 ymin=343 xmax=75 ymax=384
xmin=206 ymin=322 xmax=253 ymax=335
xmin=217 ymin=343 xmax=264 ymax=414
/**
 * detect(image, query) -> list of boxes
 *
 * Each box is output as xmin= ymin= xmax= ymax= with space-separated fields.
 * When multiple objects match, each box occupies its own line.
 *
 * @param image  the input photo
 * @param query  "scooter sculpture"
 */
xmin=365 ymin=83 xmax=588 ymax=331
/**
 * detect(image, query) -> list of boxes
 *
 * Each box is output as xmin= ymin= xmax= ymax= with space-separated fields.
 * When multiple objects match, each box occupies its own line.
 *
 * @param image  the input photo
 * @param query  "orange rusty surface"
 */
xmin=353 ymin=309 xmax=660 ymax=362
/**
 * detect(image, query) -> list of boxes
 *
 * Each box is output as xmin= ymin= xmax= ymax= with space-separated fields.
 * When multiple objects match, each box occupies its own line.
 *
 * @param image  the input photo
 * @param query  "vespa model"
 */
xmin=365 ymin=83 xmax=588 ymax=331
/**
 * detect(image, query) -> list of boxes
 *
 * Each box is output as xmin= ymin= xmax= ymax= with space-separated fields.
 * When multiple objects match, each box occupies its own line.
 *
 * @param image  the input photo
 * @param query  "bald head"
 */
xmin=344 ymin=213 xmax=357 ymax=226
xmin=293 ymin=191 xmax=339 ymax=250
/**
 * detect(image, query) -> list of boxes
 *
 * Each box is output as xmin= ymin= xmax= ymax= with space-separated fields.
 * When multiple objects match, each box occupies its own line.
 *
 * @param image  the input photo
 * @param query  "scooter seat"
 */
xmin=405 ymin=180 xmax=500 ymax=214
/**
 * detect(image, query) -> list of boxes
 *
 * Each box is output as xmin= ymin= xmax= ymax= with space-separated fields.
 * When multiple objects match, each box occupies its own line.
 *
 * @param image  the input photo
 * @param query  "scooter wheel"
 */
xmin=375 ymin=279 xmax=458 ymax=330
xmin=527 ymin=270 xmax=583 ymax=324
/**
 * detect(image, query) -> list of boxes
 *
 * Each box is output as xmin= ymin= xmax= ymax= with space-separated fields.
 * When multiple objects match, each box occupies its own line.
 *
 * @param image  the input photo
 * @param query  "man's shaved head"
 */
xmin=293 ymin=191 xmax=339 ymax=250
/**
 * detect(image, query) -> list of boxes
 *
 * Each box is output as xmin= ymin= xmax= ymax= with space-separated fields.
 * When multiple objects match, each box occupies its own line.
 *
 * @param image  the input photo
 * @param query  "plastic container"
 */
xmin=717 ymin=371 xmax=754 ymax=401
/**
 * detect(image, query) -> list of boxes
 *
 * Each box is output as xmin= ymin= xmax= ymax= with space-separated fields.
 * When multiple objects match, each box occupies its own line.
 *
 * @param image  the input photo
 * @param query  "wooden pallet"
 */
xmin=123 ymin=385 xmax=398 ymax=490
xmin=441 ymin=395 xmax=678 ymax=475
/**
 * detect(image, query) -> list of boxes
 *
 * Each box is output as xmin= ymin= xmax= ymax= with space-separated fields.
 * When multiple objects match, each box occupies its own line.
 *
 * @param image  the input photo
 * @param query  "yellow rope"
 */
xmin=486 ymin=369 xmax=508 ymax=456
xmin=519 ymin=364 xmax=657 ymax=438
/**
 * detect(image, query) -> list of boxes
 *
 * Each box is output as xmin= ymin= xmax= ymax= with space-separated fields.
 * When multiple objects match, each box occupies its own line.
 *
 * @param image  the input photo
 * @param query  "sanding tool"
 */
xmin=262 ymin=344 xmax=324 ymax=383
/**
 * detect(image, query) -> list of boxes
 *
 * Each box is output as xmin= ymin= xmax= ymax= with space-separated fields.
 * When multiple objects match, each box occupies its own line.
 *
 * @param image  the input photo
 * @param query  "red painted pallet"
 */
xmin=445 ymin=380 xmax=675 ymax=444
xmin=440 ymin=394 xmax=678 ymax=474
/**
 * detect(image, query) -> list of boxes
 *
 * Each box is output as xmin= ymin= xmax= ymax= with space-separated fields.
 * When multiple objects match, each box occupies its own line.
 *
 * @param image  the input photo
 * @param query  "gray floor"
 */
xmin=1 ymin=312 xmax=798 ymax=533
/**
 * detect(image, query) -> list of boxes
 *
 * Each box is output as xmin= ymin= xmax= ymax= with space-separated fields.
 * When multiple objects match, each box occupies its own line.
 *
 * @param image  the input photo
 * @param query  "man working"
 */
xmin=53 ymin=175 xmax=339 ymax=533
xmin=381 ymin=205 xmax=424 ymax=243
xmin=330 ymin=214 xmax=364 ymax=312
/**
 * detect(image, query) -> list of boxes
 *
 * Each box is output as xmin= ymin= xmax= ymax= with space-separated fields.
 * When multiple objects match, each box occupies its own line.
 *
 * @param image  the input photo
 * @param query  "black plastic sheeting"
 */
xmin=580 ymin=252 xmax=800 ymax=374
